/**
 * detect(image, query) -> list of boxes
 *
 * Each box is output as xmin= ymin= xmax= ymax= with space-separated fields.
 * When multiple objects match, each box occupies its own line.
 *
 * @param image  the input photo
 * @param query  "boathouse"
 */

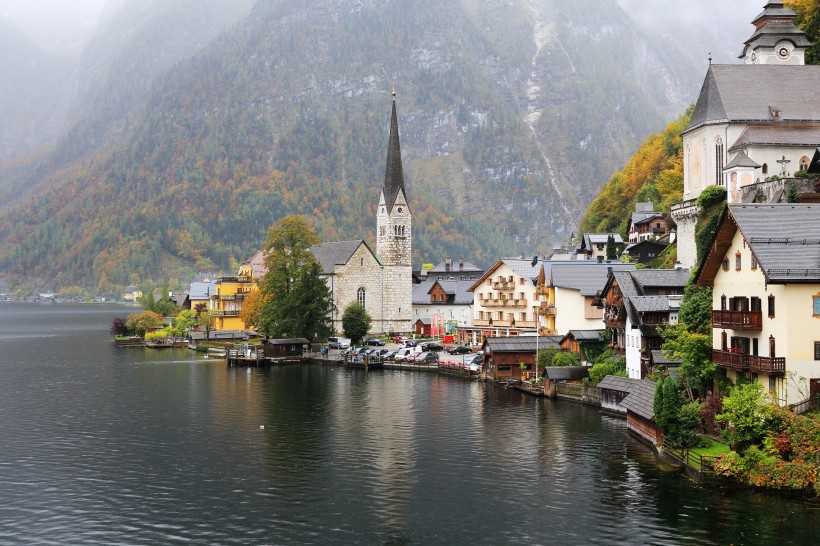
xmin=264 ymin=338 xmax=310 ymax=359
xmin=598 ymin=375 xmax=661 ymax=446
xmin=481 ymin=335 xmax=562 ymax=381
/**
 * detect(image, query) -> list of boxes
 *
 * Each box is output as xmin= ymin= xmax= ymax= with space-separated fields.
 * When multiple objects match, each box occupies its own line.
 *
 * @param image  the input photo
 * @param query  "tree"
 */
xmin=716 ymin=382 xmax=773 ymax=451
xmin=174 ymin=310 xmax=197 ymax=333
xmin=342 ymin=303 xmax=371 ymax=345
xmin=786 ymin=183 xmax=800 ymax=203
xmin=254 ymin=215 xmax=333 ymax=340
xmin=606 ymin=234 xmax=617 ymax=260
xmin=125 ymin=310 xmax=163 ymax=337
xmin=110 ymin=317 xmax=128 ymax=336
xmin=553 ymin=351 xmax=581 ymax=367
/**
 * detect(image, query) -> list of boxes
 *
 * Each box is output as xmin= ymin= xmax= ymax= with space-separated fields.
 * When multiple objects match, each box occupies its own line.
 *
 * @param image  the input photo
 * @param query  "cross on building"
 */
xmin=777 ymin=155 xmax=791 ymax=177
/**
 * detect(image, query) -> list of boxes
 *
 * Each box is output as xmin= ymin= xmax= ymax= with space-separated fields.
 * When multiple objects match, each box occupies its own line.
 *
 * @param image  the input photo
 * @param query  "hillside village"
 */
xmin=161 ymin=3 xmax=818 ymax=421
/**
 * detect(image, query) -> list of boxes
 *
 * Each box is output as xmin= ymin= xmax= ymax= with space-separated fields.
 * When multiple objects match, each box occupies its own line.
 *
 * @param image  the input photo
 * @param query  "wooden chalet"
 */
xmin=264 ymin=338 xmax=310 ymax=359
xmin=560 ymin=330 xmax=605 ymax=363
xmin=542 ymin=366 xmax=589 ymax=397
xmin=481 ymin=335 xmax=562 ymax=381
xmin=414 ymin=318 xmax=432 ymax=336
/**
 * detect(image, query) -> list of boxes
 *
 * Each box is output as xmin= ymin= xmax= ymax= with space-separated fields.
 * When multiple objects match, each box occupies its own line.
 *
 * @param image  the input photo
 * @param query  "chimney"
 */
xmin=445 ymin=257 xmax=452 ymax=272
xmin=674 ymin=261 xmax=683 ymax=270
xmin=459 ymin=256 xmax=464 ymax=270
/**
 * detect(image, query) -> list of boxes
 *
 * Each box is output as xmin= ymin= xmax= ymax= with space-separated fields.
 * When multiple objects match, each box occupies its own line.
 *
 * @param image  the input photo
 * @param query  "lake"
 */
xmin=0 ymin=303 xmax=815 ymax=544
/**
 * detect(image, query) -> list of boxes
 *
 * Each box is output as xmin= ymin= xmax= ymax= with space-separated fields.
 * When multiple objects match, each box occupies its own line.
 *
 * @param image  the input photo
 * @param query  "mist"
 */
xmin=0 ymin=0 xmax=108 ymax=57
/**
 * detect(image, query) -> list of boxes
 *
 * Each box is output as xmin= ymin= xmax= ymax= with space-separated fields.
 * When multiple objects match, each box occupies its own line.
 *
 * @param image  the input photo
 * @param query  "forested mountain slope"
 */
xmin=0 ymin=0 xmax=701 ymax=292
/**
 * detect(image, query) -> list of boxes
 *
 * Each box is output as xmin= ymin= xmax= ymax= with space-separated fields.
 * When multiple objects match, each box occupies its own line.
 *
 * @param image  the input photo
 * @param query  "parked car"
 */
xmin=408 ymin=351 xmax=438 ymax=364
xmin=366 ymin=338 xmax=386 ymax=346
xmin=392 ymin=336 xmax=411 ymax=344
xmin=446 ymin=345 xmax=472 ymax=355
xmin=328 ymin=337 xmax=351 ymax=349
xmin=419 ymin=342 xmax=444 ymax=352
xmin=382 ymin=350 xmax=398 ymax=361
xmin=394 ymin=348 xmax=414 ymax=362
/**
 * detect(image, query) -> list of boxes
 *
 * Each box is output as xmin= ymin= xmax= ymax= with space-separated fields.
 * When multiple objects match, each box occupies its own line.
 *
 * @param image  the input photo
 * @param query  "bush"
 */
xmin=552 ymin=351 xmax=581 ymax=367
xmin=585 ymin=361 xmax=626 ymax=385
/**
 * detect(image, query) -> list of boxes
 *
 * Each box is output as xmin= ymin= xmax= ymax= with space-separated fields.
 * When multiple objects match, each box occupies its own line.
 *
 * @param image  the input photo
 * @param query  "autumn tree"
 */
xmin=342 ymin=303 xmax=372 ymax=345
xmin=254 ymin=215 xmax=334 ymax=340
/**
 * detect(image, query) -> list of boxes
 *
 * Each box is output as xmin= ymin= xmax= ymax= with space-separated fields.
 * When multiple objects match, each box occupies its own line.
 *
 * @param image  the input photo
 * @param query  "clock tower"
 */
xmin=739 ymin=2 xmax=811 ymax=65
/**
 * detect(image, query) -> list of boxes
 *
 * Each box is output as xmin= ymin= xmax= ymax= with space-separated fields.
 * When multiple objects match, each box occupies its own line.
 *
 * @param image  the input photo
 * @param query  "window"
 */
xmin=814 ymin=293 xmax=820 ymax=317
xmin=715 ymin=137 xmax=725 ymax=185
xmin=735 ymin=252 xmax=742 ymax=271
xmin=721 ymin=332 xmax=727 ymax=351
xmin=380 ymin=226 xmax=385 ymax=236
xmin=769 ymin=335 xmax=776 ymax=358
xmin=800 ymin=156 xmax=810 ymax=171
xmin=751 ymin=254 xmax=758 ymax=270
xmin=360 ymin=257 xmax=364 ymax=266
xmin=815 ymin=341 xmax=820 ymax=360
xmin=722 ymin=258 xmax=730 ymax=271
xmin=721 ymin=295 xmax=727 ymax=310
xmin=768 ymin=295 xmax=775 ymax=318
xmin=762 ymin=163 xmax=768 ymax=175
xmin=357 ymin=287 xmax=366 ymax=307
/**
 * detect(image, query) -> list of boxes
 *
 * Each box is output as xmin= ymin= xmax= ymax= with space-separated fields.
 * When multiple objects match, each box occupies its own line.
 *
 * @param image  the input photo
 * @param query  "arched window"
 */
xmin=715 ymin=137 xmax=724 ymax=185
xmin=360 ymin=257 xmax=364 ymax=266
xmin=762 ymin=163 xmax=768 ymax=175
xmin=769 ymin=335 xmax=776 ymax=358
xmin=799 ymin=156 xmax=810 ymax=172
xmin=357 ymin=287 xmax=366 ymax=307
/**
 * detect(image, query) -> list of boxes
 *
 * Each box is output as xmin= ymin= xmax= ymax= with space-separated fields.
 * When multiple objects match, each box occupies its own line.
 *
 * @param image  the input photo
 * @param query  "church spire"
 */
xmin=740 ymin=1 xmax=811 ymax=64
xmin=383 ymin=90 xmax=406 ymax=209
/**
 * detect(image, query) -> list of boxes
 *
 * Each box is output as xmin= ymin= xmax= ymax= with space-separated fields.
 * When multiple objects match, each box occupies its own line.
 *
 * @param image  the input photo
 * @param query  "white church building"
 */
xmin=672 ymin=1 xmax=820 ymax=268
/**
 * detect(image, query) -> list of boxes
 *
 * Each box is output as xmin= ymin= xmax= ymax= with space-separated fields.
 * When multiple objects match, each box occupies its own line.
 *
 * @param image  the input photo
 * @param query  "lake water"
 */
xmin=0 ymin=303 xmax=816 ymax=544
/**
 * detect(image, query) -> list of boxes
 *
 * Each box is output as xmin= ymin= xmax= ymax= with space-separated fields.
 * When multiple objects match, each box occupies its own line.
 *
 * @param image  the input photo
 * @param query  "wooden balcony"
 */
xmin=712 ymin=350 xmax=786 ymax=375
xmin=712 ymin=349 xmax=748 ymax=371
xmin=492 ymin=281 xmax=516 ymax=291
xmin=748 ymin=355 xmax=786 ymax=375
xmin=712 ymin=310 xmax=762 ymax=330
xmin=211 ymin=310 xmax=240 ymax=318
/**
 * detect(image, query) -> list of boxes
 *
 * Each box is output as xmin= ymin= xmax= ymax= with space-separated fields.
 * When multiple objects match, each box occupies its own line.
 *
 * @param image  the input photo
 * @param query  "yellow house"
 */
xmin=696 ymin=204 xmax=820 ymax=407
xmin=210 ymin=261 xmax=259 ymax=331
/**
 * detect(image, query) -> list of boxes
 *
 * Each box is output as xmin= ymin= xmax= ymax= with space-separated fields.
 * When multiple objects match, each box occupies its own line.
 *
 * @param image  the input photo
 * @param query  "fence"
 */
xmin=663 ymin=440 xmax=718 ymax=474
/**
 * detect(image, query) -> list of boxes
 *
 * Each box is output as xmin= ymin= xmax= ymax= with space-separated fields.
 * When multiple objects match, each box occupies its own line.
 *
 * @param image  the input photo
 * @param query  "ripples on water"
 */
xmin=0 ymin=304 xmax=816 ymax=545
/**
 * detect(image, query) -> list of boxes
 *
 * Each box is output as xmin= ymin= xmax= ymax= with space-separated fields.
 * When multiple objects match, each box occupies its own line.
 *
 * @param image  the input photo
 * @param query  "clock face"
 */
xmin=750 ymin=52 xmax=757 ymax=62
xmin=397 ymin=207 xmax=403 ymax=213
xmin=777 ymin=46 xmax=790 ymax=60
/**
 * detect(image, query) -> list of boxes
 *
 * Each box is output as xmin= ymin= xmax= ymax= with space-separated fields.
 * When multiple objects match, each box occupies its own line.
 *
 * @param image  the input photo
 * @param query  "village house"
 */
xmin=542 ymin=261 xmax=635 ymax=336
xmin=694 ymin=203 xmax=820 ymax=407
xmin=672 ymin=1 xmax=820 ymax=268
xmin=464 ymin=257 xmax=543 ymax=345
xmin=559 ymin=329 xmax=606 ymax=365
xmin=576 ymin=233 xmax=623 ymax=261
xmin=412 ymin=277 xmax=476 ymax=337
xmin=597 ymin=268 xmax=689 ymax=379
xmin=597 ymin=376 xmax=662 ymax=446
xmin=210 ymin=260 xmax=259 ymax=331
xmin=121 ymin=285 xmax=143 ymax=302
xmin=626 ymin=202 xmax=673 ymax=243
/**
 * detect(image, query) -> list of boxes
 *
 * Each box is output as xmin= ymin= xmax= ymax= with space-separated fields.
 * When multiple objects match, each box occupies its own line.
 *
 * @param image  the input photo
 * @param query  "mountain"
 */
xmin=0 ymin=0 xmax=703 ymax=293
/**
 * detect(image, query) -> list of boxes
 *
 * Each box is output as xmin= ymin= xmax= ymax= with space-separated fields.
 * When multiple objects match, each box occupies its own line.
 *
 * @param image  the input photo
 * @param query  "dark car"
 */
xmin=366 ymin=338 xmax=386 ymax=346
xmin=446 ymin=346 xmax=472 ymax=355
xmin=408 ymin=351 xmax=438 ymax=364
xmin=420 ymin=342 xmax=444 ymax=352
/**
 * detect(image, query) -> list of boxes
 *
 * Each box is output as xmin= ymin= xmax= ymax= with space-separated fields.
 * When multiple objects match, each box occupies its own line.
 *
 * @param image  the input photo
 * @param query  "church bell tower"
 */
xmin=376 ymin=89 xmax=413 ymax=333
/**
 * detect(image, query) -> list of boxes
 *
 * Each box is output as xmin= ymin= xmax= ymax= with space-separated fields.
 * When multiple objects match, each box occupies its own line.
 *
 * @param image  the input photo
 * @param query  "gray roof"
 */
xmin=485 ymin=336 xmax=563 ymax=353
xmin=632 ymin=213 xmax=665 ymax=227
xmin=730 ymin=204 xmax=820 ymax=282
xmin=630 ymin=296 xmax=671 ymax=313
xmin=310 ymin=240 xmax=372 ymax=274
xmin=383 ymin=99 xmax=407 ymax=210
xmin=412 ymin=278 xmax=475 ymax=305
xmin=429 ymin=259 xmax=483 ymax=274
xmin=605 ymin=268 xmax=688 ymax=327
xmin=561 ymin=330 xmax=604 ymax=343
xmin=619 ymin=380 xmax=658 ymax=421
xmin=189 ymin=330 xmax=247 ymax=341
xmin=265 ymin=338 xmax=310 ymax=345
xmin=551 ymin=262 xmax=635 ymax=296
xmin=597 ymin=375 xmax=638 ymax=393
xmin=504 ymin=257 xmax=545 ymax=282
xmin=724 ymin=150 xmax=761 ymax=169
xmin=543 ymin=366 xmax=589 ymax=381
xmin=685 ymin=65 xmax=820 ymax=134
xmin=188 ymin=281 xmax=211 ymax=300
xmin=651 ymin=350 xmax=682 ymax=366
xmin=730 ymin=125 xmax=820 ymax=151
xmin=742 ymin=2 xmax=811 ymax=59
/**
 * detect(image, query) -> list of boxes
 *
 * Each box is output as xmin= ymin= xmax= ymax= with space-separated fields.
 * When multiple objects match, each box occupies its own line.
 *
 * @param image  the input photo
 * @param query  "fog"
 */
xmin=0 ymin=0 xmax=779 ymax=64
xmin=617 ymin=0 xmax=766 ymax=64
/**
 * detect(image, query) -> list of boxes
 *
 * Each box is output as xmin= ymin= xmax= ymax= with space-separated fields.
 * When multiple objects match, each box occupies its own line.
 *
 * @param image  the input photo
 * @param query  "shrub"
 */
xmin=552 ymin=351 xmax=581 ymax=367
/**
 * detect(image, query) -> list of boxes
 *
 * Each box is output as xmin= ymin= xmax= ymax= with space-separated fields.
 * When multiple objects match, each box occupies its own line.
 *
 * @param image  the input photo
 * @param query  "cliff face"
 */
xmin=0 ymin=0 xmax=702 ymax=291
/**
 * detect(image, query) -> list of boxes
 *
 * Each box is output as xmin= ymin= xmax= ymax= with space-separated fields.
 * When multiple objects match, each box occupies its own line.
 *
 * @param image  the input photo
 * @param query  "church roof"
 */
xmin=724 ymin=150 xmax=761 ymax=169
xmin=685 ymin=65 xmax=820 ymax=134
xmin=729 ymin=124 xmax=820 ymax=151
xmin=310 ymin=240 xmax=374 ymax=274
xmin=383 ymin=98 xmax=406 ymax=210
xmin=742 ymin=1 xmax=811 ymax=59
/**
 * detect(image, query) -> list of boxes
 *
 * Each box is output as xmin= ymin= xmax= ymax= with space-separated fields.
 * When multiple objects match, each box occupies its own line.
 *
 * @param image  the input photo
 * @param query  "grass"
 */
xmin=692 ymin=437 xmax=731 ymax=457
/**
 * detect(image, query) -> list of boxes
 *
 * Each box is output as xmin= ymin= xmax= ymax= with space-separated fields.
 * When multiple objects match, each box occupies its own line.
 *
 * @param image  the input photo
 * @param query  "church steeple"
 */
xmin=740 ymin=2 xmax=811 ymax=64
xmin=383 ymin=90 xmax=406 ymax=210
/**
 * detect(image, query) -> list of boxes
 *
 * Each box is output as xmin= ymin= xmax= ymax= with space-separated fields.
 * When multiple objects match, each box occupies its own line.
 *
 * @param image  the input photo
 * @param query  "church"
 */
xmin=309 ymin=92 xmax=414 ymax=335
xmin=672 ymin=1 xmax=820 ymax=268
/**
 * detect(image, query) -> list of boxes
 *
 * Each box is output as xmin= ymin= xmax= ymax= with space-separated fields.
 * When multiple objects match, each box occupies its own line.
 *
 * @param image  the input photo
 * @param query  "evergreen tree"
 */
xmin=606 ymin=234 xmax=617 ymax=260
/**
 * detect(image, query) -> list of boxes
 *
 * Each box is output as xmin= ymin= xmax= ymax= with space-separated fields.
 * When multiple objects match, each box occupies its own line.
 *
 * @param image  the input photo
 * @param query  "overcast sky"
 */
xmin=0 ymin=0 xmax=772 ymax=63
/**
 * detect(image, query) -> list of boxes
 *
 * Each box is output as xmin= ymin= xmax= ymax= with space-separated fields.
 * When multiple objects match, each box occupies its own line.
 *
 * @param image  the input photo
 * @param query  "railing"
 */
xmin=712 ymin=310 xmax=762 ymax=330
xmin=712 ymin=350 xmax=786 ymax=374
xmin=712 ymin=349 xmax=748 ymax=371
xmin=211 ymin=310 xmax=240 ymax=318
xmin=217 ymin=293 xmax=247 ymax=302
xmin=748 ymin=355 xmax=785 ymax=374
xmin=671 ymin=198 xmax=698 ymax=213
xmin=492 ymin=281 xmax=515 ymax=290
xmin=663 ymin=440 xmax=718 ymax=474
xmin=216 ymin=276 xmax=255 ymax=283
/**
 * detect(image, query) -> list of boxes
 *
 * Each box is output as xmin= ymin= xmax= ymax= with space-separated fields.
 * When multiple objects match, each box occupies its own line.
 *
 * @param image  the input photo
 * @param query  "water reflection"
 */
xmin=0 ymin=304 xmax=817 ymax=545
